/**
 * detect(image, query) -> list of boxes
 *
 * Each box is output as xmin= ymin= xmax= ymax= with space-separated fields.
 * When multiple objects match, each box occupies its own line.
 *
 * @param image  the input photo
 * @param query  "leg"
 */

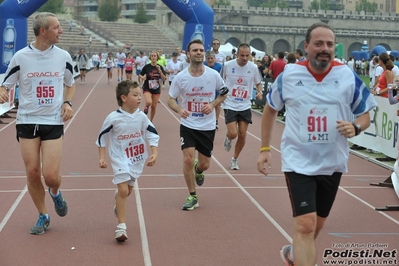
xmin=233 ymin=120 xmax=249 ymax=160
xmin=225 ymin=121 xmax=238 ymax=141
xmin=292 ymin=212 xmax=318 ymax=266
xmin=149 ymin=93 xmax=160 ymax=121
xmin=143 ymin=91 xmax=152 ymax=114
xmin=196 ymin=152 xmax=211 ymax=173
xmin=20 ymin=138 xmax=46 ymax=214
xmin=182 ymin=147 xmax=196 ymax=193
xmin=41 ymin=138 xmax=63 ymax=194
xmin=115 ymin=182 xmax=130 ymax=224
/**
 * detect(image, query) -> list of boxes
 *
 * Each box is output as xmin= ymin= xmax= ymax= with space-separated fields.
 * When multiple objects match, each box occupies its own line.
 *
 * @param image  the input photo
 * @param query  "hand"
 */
xmin=201 ymin=102 xmax=214 ymax=115
xmin=99 ymin=159 xmax=107 ymax=168
xmin=336 ymin=120 xmax=354 ymax=138
xmin=179 ymin=108 xmax=190 ymax=119
xmin=146 ymin=154 xmax=157 ymax=166
xmin=256 ymin=151 xmax=272 ymax=175
xmin=256 ymin=91 xmax=263 ymax=100
xmin=61 ymin=103 xmax=74 ymax=122
xmin=0 ymin=86 xmax=9 ymax=104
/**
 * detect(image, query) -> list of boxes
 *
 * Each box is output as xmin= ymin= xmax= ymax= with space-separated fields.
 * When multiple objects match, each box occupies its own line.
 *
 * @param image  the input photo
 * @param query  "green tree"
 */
xmin=309 ymin=0 xmax=330 ymax=10
xmin=214 ymin=0 xmax=231 ymax=5
xmin=261 ymin=0 xmax=289 ymax=8
xmin=98 ymin=0 xmax=119 ymax=22
xmin=355 ymin=0 xmax=378 ymax=12
xmin=38 ymin=0 xmax=65 ymax=14
xmin=134 ymin=2 xmax=151 ymax=24
xmin=247 ymin=0 xmax=266 ymax=7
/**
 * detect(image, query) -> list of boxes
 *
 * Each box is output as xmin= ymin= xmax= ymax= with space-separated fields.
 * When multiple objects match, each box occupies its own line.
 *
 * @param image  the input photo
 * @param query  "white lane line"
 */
xmin=0 ymin=71 xmax=106 ymax=233
xmin=135 ymin=181 xmax=152 ymax=266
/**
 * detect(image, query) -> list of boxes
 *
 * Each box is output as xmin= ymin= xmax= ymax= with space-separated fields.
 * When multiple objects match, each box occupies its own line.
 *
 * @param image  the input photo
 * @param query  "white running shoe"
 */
xmin=224 ymin=136 xmax=232 ymax=152
xmin=115 ymin=228 xmax=128 ymax=242
xmin=230 ymin=157 xmax=240 ymax=170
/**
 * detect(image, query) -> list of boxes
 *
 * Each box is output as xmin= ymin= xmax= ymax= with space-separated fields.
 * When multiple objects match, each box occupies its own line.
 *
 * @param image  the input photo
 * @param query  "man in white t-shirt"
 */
xmin=165 ymin=52 xmax=182 ymax=85
xmin=116 ymin=48 xmax=126 ymax=81
xmin=256 ymin=22 xmax=377 ymax=266
xmin=222 ymin=43 xmax=263 ymax=170
xmin=211 ymin=39 xmax=226 ymax=65
xmin=176 ymin=47 xmax=187 ymax=63
xmin=135 ymin=51 xmax=147 ymax=84
xmin=167 ymin=39 xmax=227 ymax=211
xmin=0 ymin=12 xmax=75 ymax=235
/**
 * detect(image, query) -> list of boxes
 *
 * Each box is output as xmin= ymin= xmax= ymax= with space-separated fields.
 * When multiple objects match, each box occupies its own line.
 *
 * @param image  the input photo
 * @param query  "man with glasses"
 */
xmin=212 ymin=39 xmax=226 ymax=65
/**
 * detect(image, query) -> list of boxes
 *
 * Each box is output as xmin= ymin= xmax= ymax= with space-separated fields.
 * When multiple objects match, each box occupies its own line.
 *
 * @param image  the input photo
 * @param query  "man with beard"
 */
xmin=167 ymin=39 xmax=228 ymax=211
xmin=256 ymin=23 xmax=377 ymax=266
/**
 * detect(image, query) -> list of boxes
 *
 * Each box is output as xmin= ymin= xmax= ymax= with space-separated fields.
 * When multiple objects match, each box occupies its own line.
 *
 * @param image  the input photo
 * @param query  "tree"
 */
xmin=38 ymin=0 xmax=65 ymax=14
xmin=355 ymin=0 xmax=378 ymax=12
xmin=134 ymin=2 xmax=151 ymax=24
xmin=261 ymin=0 xmax=289 ymax=8
xmin=309 ymin=0 xmax=332 ymax=10
xmin=247 ymin=0 xmax=265 ymax=7
xmin=214 ymin=0 xmax=231 ymax=5
xmin=98 ymin=0 xmax=119 ymax=22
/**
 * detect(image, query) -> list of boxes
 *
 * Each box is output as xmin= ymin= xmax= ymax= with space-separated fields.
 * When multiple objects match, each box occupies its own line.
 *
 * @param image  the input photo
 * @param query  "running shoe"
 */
xmin=144 ymin=106 xmax=149 ymax=115
xmin=113 ymin=190 xmax=118 ymax=217
xmin=194 ymin=159 xmax=205 ymax=186
xmin=115 ymin=228 xmax=128 ymax=242
xmin=280 ymin=245 xmax=295 ymax=266
xmin=182 ymin=195 xmax=199 ymax=211
xmin=30 ymin=213 xmax=50 ymax=235
xmin=49 ymin=188 xmax=68 ymax=217
xmin=230 ymin=157 xmax=240 ymax=170
xmin=223 ymin=136 xmax=232 ymax=152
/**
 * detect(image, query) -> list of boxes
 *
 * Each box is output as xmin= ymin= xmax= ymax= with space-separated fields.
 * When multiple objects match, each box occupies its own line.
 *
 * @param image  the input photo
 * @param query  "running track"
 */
xmin=0 ymin=69 xmax=398 ymax=266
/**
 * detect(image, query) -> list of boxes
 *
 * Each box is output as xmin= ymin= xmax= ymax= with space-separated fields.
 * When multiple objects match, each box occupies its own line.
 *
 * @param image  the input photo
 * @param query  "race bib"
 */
xmin=33 ymin=78 xmax=56 ymax=107
xmin=299 ymin=105 xmax=337 ymax=143
xmin=148 ymin=80 xmax=159 ymax=89
xmin=123 ymin=141 xmax=145 ymax=165
xmin=232 ymin=86 xmax=248 ymax=101
xmin=187 ymin=101 xmax=208 ymax=113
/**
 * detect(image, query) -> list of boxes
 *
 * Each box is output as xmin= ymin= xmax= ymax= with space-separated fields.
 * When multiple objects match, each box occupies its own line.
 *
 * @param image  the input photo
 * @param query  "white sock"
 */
xmin=49 ymin=189 xmax=60 ymax=197
xmin=43 ymin=213 xmax=49 ymax=219
xmin=117 ymin=223 xmax=126 ymax=230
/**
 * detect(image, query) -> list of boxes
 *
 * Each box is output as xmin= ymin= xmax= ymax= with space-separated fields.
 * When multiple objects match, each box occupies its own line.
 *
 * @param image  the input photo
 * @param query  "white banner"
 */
xmin=351 ymin=96 xmax=399 ymax=159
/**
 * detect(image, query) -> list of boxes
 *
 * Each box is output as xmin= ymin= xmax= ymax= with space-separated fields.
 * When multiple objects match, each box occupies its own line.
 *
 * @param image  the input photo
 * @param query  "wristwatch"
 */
xmin=352 ymin=123 xmax=361 ymax=136
xmin=63 ymin=101 xmax=72 ymax=107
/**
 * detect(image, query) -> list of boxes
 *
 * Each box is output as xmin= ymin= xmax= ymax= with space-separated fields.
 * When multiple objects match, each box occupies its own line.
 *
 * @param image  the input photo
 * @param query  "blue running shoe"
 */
xmin=49 ymin=188 xmax=68 ymax=217
xmin=30 ymin=213 xmax=50 ymax=235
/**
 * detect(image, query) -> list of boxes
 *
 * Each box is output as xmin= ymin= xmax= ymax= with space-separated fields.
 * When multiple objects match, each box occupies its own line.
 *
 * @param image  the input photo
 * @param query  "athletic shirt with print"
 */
xmin=169 ymin=67 xmax=226 ymax=131
xmin=166 ymin=60 xmax=182 ymax=82
xmin=267 ymin=61 xmax=377 ymax=175
xmin=140 ymin=64 xmax=166 ymax=91
xmin=2 ymin=43 xmax=75 ymax=125
xmin=221 ymin=59 xmax=262 ymax=111
xmin=96 ymin=108 xmax=160 ymax=179
xmin=135 ymin=56 xmax=148 ymax=71
xmin=214 ymin=52 xmax=226 ymax=65
xmin=105 ymin=57 xmax=114 ymax=68
xmin=116 ymin=52 xmax=126 ymax=65
xmin=124 ymin=58 xmax=135 ymax=71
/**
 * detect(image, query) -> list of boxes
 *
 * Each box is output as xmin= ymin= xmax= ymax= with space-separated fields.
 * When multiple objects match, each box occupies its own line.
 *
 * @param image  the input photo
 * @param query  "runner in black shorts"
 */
xmin=224 ymin=109 xmax=252 ymax=125
xmin=180 ymin=125 xmax=215 ymax=157
xmin=285 ymin=172 xmax=342 ymax=217
xmin=16 ymin=124 xmax=64 ymax=141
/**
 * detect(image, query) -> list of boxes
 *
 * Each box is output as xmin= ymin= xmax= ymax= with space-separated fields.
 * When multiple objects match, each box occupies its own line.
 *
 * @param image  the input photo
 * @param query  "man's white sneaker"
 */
xmin=224 ymin=136 xmax=232 ymax=151
xmin=115 ymin=228 xmax=128 ymax=242
xmin=230 ymin=157 xmax=240 ymax=170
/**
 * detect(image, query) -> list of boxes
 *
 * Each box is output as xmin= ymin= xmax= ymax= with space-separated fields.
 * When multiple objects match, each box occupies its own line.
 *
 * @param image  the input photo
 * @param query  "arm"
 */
xmin=146 ymin=146 xmax=158 ymax=167
xmin=256 ymin=104 xmax=278 ymax=175
xmin=62 ymin=84 xmax=76 ymax=122
xmin=167 ymin=96 xmax=189 ymax=118
xmin=388 ymin=89 xmax=399 ymax=104
xmin=0 ymin=86 xmax=9 ymax=103
xmin=202 ymin=91 xmax=228 ymax=115
xmin=255 ymin=83 xmax=263 ymax=100
xmin=336 ymin=112 xmax=371 ymax=138
xmin=98 ymin=146 xmax=107 ymax=168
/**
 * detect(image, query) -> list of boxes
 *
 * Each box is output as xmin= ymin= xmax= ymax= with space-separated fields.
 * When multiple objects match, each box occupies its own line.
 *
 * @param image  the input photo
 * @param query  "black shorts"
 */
xmin=16 ymin=124 xmax=64 ymax=141
xmin=125 ymin=70 xmax=133 ymax=74
xmin=143 ymin=87 xmax=160 ymax=95
xmin=180 ymin=124 xmax=215 ymax=157
xmin=224 ymin=109 xmax=252 ymax=124
xmin=285 ymin=172 xmax=342 ymax=218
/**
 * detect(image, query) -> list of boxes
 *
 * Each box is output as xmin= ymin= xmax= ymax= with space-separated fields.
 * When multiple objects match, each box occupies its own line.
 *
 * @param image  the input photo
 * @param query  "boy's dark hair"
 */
xmin=116 ymin=80 xmax=140 ymax=106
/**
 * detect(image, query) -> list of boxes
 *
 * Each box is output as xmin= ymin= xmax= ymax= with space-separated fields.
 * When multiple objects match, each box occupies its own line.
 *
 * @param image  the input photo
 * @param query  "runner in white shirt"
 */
xmin=0 ymin=12 xmax=75 ymax=235
xmin=116 ymin=48 xmax=126 ymax=81
xmin=96 ymin=80 xmax=159 ymax=242
xmin=168 ymin=39 xmax=228 ymax=211
xmin=256 ymin=22 xmax=377 ymax=266
xmin=165 ymin=52 xmax=182 ymax=86
xmin=221 ymin=43 xmax=263 ymax=170
xmin=176 ymin=47 xmax=187 ymax=62
xmin=211 ymin=38 xmax=226 ymax=65
xmin=135 ymin=51 xmax=147 ymax=84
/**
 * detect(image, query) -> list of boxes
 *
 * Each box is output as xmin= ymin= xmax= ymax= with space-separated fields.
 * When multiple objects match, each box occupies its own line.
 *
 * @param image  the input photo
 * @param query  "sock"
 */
xmin=290 ymin=245 xmax=294 ymax=259
xmin=49 ymin=189 xmax=60 ymax=197
xmin=195 ymin=164 xmax=203 ymax=174
xmin=117 ymin=223 xmax=126 ymax=230
xmin=43 ymin=213 xmax=49 ymax=219
xmin=190 ymin=191 xmax=196 ymax=196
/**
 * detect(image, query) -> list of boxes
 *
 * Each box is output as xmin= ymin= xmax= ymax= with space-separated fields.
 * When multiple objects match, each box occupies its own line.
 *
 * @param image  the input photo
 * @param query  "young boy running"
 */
xmin=96 ymin=80 xmax=159 ymax=242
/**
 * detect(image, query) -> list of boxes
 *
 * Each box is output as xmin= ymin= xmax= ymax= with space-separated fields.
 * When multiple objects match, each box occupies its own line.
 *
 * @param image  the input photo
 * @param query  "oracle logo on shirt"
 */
xmin=117 ymin=131 xmax=144 ymax=140
xmin=27 ymin=72 xmax=60 ymax=78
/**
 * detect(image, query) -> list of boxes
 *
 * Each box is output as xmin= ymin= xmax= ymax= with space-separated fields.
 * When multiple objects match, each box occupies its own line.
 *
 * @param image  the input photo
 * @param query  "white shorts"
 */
xmin=113 ymin=173 xmax=136 ymax=187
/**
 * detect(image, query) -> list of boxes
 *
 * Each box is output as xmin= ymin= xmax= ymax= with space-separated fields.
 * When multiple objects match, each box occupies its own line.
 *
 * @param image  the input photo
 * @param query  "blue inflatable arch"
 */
xmin=161 ymin=0 xmax=214 ymax=51
xmin=0 ymin=0 xmax=48 ymax=74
